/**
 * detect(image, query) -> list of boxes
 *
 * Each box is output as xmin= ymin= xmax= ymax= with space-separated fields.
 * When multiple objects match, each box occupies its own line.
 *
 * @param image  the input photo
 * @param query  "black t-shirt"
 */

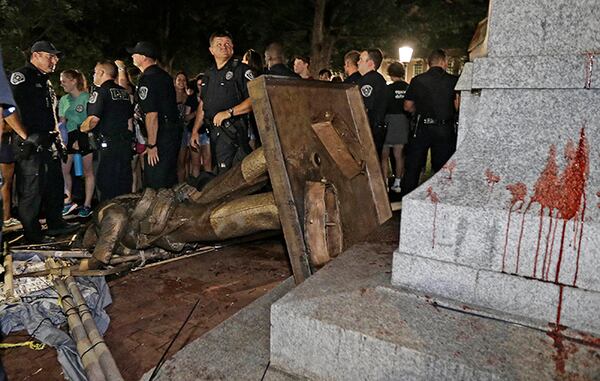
xmin=136 ymin=64 xmax=178 ymax=122
xmin=358 ymin=70 xmax=387 ymax=128
xmin=344 ymin=71 xmax=362 ymax=85
xmin=404 ymin=67 xmax=458 ymax=120
xmin=266 ymin=63 xmax=300 ymax=78
xmin=200 ymin=58 xmax=253 ymax=120
xmin=10 ymin=63 xmax=57 ymax=134
xmin=87 ymin=80 xmax=133 ymax=136
xmin=385 ymin=80 xmax=409 ymax=115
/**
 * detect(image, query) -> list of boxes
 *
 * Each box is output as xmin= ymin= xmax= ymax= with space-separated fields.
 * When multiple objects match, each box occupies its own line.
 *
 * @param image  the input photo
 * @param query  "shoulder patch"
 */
xmin=89 ymin=92 xmax=98 ymax=104
xmin=361 ymin=84 xmax=373 ymax=98
xmin=75 ymin=104 xmax=85 ymax=113
xmin=138 ymin=86 xmax=148 ymax=100
xmin=225 ymin=71 xmax=234 ymax=80
xmin=244 ymin=69 xmax=255 ymax=81
xmin=10 ymin=72 xmax=25 ymax=85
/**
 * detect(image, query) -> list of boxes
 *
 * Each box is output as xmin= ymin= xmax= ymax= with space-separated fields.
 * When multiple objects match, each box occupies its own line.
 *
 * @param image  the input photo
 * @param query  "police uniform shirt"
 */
xmin=87 ymin=80 xmax=133 ymax=136
xmin=10 ymin=63 xmax=57 ymax=133
xmin=136 ymin=64 xmax=178 ymax=123
xmin=266 ymin=63 xmax=300 ymax=78
xmin=343 ymin=71 xmax=362 ymax=84
xmin=404 ymin=67 xmax=458 ymax=121
xmin=386 ymin=80 xmax=409 ymax=115
xmin=201 ymin=58 xmax=254 ymax=120
xmin=358 ymin=70 xmax=387 ymax=128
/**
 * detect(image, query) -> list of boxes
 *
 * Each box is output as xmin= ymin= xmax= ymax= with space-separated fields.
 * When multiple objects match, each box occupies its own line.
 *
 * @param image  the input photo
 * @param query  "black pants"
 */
xmin=401 ymin=123 xmax=457 ymax=197
xmin=96 ymin=142 xmax=133 ymax=202
xmin=15 ymin=150 xmax=65 ymax=241
xmin=208 ymin=119 xmax=251 ymax=175
xmin=144 ymin=126 xmax=180 ymax=190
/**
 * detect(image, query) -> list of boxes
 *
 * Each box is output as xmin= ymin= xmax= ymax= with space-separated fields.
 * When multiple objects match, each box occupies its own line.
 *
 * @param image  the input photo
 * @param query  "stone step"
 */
xmin=270 ymin=244 xmax=600 ymax=381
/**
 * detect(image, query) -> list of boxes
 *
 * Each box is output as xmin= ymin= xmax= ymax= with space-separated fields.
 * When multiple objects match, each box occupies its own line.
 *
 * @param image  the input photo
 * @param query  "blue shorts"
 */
xmin=200 ymin=132 xmax=210 ymax=145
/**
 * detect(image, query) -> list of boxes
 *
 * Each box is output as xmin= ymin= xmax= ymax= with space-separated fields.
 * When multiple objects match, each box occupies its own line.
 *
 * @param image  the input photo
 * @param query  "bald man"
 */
xmin=264 ymin=42 xmax=299 ymax=78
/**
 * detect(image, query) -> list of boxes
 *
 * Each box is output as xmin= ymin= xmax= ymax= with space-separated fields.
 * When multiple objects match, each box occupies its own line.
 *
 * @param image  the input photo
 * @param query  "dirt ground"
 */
xmin=0 ymin=236 xmax=292 ymax=381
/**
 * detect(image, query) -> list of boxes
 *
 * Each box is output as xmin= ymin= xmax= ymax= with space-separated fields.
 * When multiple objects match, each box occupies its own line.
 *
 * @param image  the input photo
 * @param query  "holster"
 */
xmin=206 ymin=117 xmax=252 ymax=173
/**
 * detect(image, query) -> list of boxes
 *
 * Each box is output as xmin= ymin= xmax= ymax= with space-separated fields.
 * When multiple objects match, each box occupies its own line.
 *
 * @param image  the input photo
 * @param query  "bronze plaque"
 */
xmin=249 ymin=76 xmax=392 ymax=283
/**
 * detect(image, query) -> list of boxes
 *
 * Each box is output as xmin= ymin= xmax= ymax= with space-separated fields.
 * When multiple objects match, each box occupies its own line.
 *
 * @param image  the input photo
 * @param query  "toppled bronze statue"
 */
xmin=80 ymin=147 xmax=281 ymax=270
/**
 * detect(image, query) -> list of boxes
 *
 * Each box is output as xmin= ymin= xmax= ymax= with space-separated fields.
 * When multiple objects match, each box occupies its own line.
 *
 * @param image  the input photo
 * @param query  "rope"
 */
xmin=0 ymin=341 xmax=46 ymax=351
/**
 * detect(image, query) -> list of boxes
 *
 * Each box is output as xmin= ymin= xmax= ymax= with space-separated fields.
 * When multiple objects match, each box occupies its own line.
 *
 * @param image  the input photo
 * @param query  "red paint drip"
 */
xmin=442 ymin=160 xmax=456 ymax=181
xmin=485 ymin=169 xmax=500 ymax=192
xmin=427 ymin=187 xmax=439 ymax=249
xmin=554 ymin=128 xmax=589 ymax=283
xmin=540 ymin=208 xmax=554 ymax=278
xmin=515 ymin=201 xmax=533 ymax=273
xmin=545 ymin=214 xmax=559 ymax=281
xmin=573 ymin=192 xmax=586 ymax=286
xmin=584 ymin=52 xmax=595 ymax=89
xmin=532 ymin=207 xmax=545 ymax=278
xmin=548 ymin=285 xmax=567 ymax=375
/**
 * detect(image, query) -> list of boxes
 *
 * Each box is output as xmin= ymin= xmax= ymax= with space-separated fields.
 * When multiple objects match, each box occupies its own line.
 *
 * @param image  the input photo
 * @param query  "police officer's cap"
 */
xmin=127 ymin=41 xmax=159 ymax=59
xmin=30 ymin=41 xmax=63 ymax=58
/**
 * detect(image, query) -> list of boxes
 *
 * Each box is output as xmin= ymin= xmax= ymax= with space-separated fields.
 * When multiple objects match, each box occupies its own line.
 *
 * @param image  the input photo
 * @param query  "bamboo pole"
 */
xmin=53 ymin=277 xmax=107 ymax=381
xmin=65 ymin=276 xmax=124 ymax=381
xmin=3 ymin=243 xmax=14 ymax=301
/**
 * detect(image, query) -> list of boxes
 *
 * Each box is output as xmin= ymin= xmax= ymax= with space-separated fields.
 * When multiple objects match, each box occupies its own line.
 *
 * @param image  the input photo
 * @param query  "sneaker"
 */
xmin=77 ymin=206 xmax=93 ymax=218
xmin=62 ymin=202 xmax=78 ymax=216
xmin=3 ymin=218 xmax=20 ymax=228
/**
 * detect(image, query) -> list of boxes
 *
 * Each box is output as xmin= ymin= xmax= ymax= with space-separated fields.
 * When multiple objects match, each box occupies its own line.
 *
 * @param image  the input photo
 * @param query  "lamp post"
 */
xmin=398 ymin=46 xmax=413 ymax=81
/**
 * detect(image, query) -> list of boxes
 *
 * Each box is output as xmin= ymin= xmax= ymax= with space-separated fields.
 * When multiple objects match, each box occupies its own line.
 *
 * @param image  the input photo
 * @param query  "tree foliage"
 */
xmin=0 ymin=0 xmax=489 ymax=77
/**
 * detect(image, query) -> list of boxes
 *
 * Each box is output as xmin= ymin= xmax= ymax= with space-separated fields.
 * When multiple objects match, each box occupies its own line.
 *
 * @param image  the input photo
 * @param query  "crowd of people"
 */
xmin=0 ymin=31 xmax=459 ymax=244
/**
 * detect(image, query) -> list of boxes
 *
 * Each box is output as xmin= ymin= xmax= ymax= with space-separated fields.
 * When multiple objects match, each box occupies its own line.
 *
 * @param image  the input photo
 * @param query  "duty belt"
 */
xmin=422 ymin=118 xmax=453 ymax=125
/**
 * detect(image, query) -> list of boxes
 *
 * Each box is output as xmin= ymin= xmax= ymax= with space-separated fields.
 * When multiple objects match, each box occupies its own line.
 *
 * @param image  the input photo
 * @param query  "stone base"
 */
xmin=270 ymin=244 xmax=600 ymax=381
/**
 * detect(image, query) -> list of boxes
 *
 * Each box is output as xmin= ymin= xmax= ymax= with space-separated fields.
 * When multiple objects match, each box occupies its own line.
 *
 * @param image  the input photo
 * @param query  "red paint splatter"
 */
xmin=573 ymin=192 xmax=586 ymax=286
xmin=547 ymin=285 xmax=568 ymax=375
xmin=554 ymin=128 xmax=588 ymax=283
xmin=515 ymin=201 xmax=533 ymax=273
xmin=442 ymin=160 xmax=456 ymax=181
xmin=584 ymin=52 xmax=595 ymax=89
xmin=485 ymin=169 xmax=500 ymax=192
xmin=531 ymin=145 xmax=561 ymax=278
xmin=427 ymin=187 xmax=439 ymax=249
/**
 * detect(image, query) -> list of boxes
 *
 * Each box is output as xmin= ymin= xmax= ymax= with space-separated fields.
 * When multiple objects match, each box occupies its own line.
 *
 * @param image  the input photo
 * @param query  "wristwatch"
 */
xmin=228 ymin=108 xmax=234 ymax=117
xmin=145 ymin=143 xmax=157 ymax=149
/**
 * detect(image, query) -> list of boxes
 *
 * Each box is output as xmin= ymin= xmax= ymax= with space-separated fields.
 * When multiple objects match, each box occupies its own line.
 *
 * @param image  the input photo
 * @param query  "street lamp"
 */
xmin=398 ymin=46 xmax=413 ymax=63
xmin=398 ymin=46 xmax=413 ymax=81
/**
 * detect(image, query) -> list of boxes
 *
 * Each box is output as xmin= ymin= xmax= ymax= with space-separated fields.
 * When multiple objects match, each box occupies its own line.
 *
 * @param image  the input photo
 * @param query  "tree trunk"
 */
xmin=310 ymin=0 xmax=335 ymax=77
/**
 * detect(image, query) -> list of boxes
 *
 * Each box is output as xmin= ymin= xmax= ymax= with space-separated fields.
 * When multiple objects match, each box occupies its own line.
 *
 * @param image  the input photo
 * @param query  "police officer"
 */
xmin=10 ymin=41 xmax=79 ymax=243
xmin=357 ymin=48 xmax=388 ymax=155
xmin=191 ymin=31 xmax=254 ymax=174
xmin=264 ymin=42 xmax=300 ymax=78
xmin=128 ymin=41 xmax=180 ymax=189
xmin=401 ymin=49 xmax=459 ymax=196
xmin=80 ymin=60 xmax=133 ymax=202
xmin=343 ymin=50 xmax=362 ymax=84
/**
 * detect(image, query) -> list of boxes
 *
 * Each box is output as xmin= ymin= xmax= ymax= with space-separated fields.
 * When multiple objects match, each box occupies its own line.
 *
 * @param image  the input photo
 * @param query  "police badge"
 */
xmin=360 ymin=85 xmax=373 ymax=97
xmin=89 ymin=92 xmax=98 ymax=104
xmin=10 ymin=72 xmax=25 ymax=85
xmin=244 ymin=70 xmax=254 ymax=81
xmin=225 ymin=71 xmax=234 ymax=80
xmin=138 ymin=86 xmax=148 ymax=100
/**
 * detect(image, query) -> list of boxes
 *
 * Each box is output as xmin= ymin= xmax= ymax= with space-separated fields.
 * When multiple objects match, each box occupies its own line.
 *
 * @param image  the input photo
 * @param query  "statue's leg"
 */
xmin=168 ymin=192 xmax=280 ymax=243
xmin=191 ymin=146 xmax=268 ymax=204
xmin=80 ymin=202 xmax=129 ymax=270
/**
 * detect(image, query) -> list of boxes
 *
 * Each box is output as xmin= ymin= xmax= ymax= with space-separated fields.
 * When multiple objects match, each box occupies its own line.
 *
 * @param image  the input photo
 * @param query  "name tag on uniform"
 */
xmin=110 ymin=88 xmax=129 ymax=101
